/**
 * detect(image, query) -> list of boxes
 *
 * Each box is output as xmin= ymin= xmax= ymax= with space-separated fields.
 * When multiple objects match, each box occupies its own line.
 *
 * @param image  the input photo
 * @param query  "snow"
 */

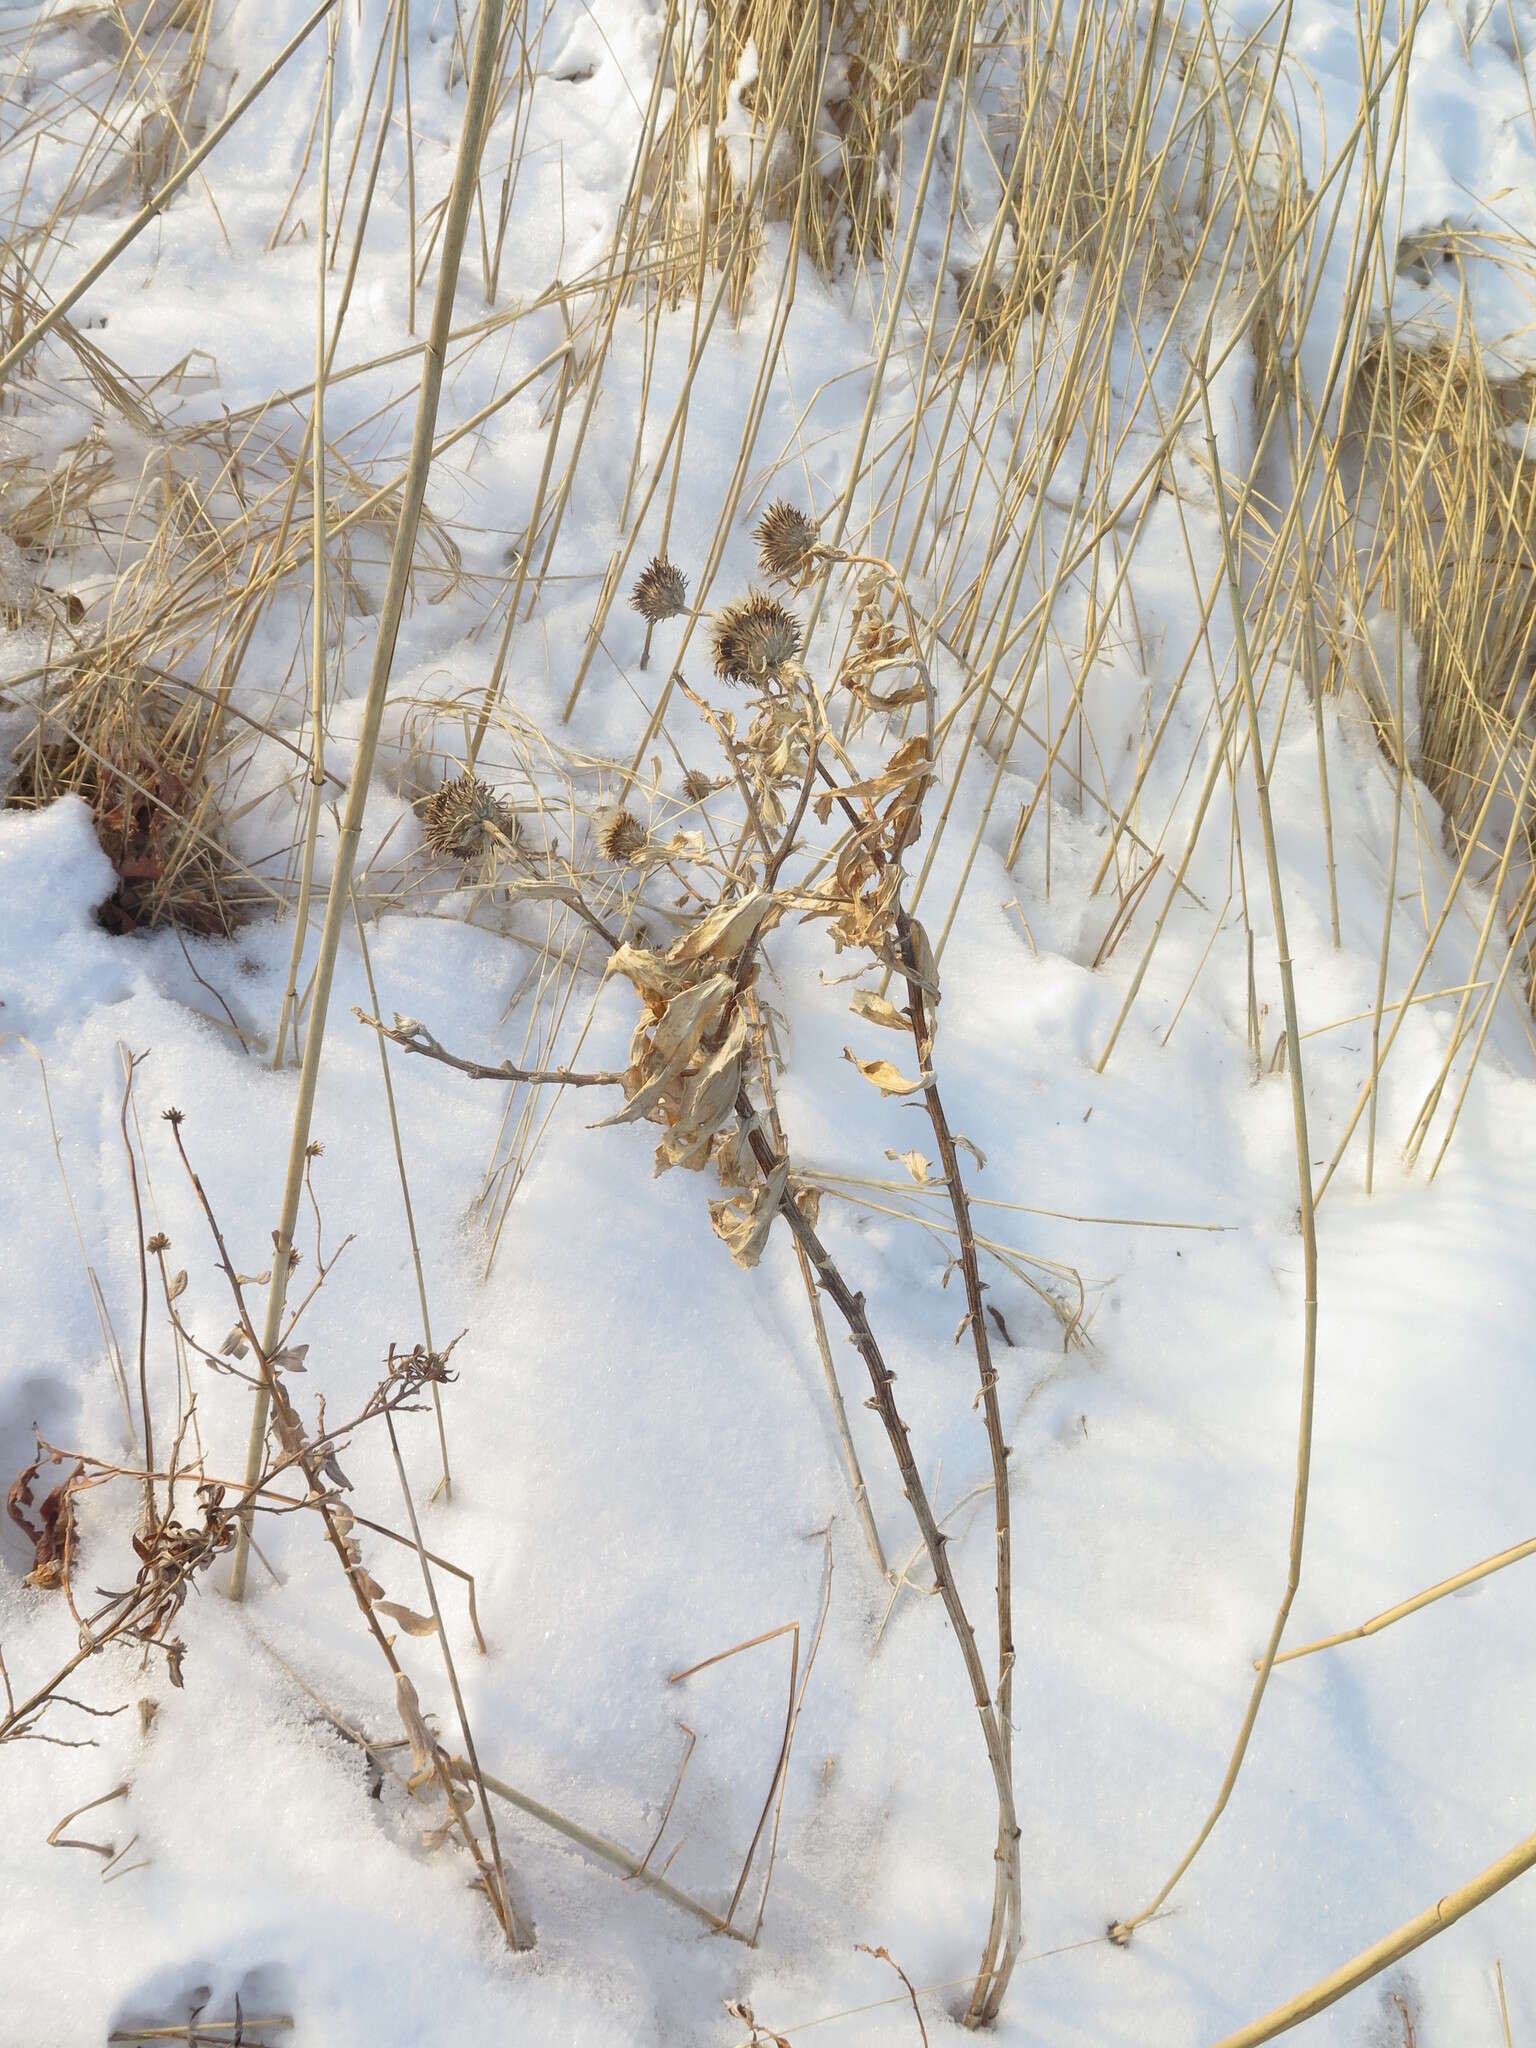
xmin=5 ymin=0 xmax=1536 ymax=2043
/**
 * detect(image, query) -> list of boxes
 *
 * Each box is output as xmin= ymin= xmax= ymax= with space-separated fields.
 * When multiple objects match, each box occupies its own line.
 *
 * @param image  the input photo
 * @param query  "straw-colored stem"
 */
xmin=1271 ymin=1533 xmax=1536 ymax=1667
xmin=229 ymin=0 xmax=507 ymax=1602
xmin=1110 ymin=385 xmax=1320 ymax=1942
xmin=274 ymin=12 xmax=339 ymax=1069
xmin=1209 ymin=1828 xmax=1536 ymax=2047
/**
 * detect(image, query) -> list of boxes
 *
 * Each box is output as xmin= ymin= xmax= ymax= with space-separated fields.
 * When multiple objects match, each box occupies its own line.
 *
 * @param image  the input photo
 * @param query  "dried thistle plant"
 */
xmin=599 ymin=806 xmax=648 ymax=865
xmin=752 ymin=500 xmax=820 ymax=587
xmin=681 ymin=768 xmax=717 ymax=804
xmin=711 ymin=593 xmax=804 ymax=685
xmin=420 ymin=771 xmax=519 ymax=861
xmin=630 ymin=554 xmax=689 ymax=624
xmin=373 ymin=544 xmax=1023 ymax=2018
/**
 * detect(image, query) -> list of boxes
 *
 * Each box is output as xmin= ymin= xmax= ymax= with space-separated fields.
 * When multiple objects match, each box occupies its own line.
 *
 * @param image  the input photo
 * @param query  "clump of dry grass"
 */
xmin=1349 ymin=341 xmax=1536 ymax=871
xmin=8 ymin=659 xmax=243 ymax=934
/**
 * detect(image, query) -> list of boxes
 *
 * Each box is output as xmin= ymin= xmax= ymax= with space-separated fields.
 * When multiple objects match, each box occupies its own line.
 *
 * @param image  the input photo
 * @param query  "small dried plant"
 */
xmin=0 ymin=1117 xmax=531 ymax=1951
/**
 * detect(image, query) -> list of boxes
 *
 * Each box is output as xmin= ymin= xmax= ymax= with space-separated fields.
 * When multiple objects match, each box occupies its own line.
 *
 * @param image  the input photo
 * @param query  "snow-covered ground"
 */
xmin=5 ymin=1 xmax=1536 ymax=2042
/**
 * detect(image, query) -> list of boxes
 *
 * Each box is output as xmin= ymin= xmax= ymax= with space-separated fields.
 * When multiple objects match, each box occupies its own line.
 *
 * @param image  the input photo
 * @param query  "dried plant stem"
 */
xmin=740 ymin=1095 xmax=1022 ymax=2021
xmin=1271 ymin=1534 xmax=1536 ymax=1666
xmin=1209 ymin=1828 xmax=1536 ymax=2047
xmin=1110 ymin=387 xmax=1320 ymax=1942
xmin=116 ymin=1048 xmax=156 ymax=1536
xmin=382 ymin=1407 xmax=519 ymax=1937
xmin=894 ymin=907 xmax=1019 ymax=2022
xmin=475 ymin=1765 xmax=747 ymax=1939
xmin=350 ymin=895 xmax=452 ymax=1500
xmin=229 ymin=0 xmax=507 ymax=1603
xmin=274 ymin=10 xmax=339 ymax=1069
xmin=748 ymin=1004 xmax=892 ymax=1583
xmin=0 ymin=0 xmax=345 ymax=385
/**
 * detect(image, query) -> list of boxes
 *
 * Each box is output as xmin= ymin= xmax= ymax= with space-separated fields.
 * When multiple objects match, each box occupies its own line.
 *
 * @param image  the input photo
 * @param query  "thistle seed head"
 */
xmin=752 ymin=500 xmax=820 ymax=586
xmin=711 ymin=592 xmax=804 ymax=685
xmin=681 ymin=768 xmax=716 ymax=804
xmin=630 ymin=555 xmax=689 ymax=625
xmin=420 ymin=771 xmax=517 ymax=860
xmin=599 ymin=807 xmax=648 ymax=864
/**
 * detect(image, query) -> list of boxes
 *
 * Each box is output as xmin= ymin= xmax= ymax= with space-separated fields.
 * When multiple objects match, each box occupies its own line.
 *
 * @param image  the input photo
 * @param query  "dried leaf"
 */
xmin=7 ymin=1455 xmax=81 ymax=1591
xmin=908 ymin=918 xmax=941 ymax=1004
xmin=843 ymin=1048 xmax=925 ymax=1096
xmin=709 ymin=1161 xmax=788 ymax=1268
xmin=849 ymin=990 xmax=907 ymax=1031
xmin=670 ymin=890 xmax=775 ymax=966
xmin=603 ymin=942 xmax=693 ymax=1008
xmin=166 ymin=1268 xmax=188 ymax=1302
xmin=955 ymin=1134 xmax=987 ymax=1171
xmin=654 ymin=1011 xmax=748 ymax=1172
xmin=221 ymin=1326 xmax=250 ymax=1360
xmin=395 ymin=1670 xmax=436 ymax=1779
xmin=886 ymin=1147 xmax=932 ymax=1183
xmin=376 ymin=1600 xmax=440 ymax=1638
xmin=270 ymin=1344 xmax=309 ymax=1375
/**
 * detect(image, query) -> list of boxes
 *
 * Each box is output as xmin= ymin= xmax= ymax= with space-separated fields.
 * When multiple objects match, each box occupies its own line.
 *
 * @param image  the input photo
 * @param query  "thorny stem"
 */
xmin=356 ymin=1012 xmax=627 ymax=1089
xmin=734 ymin=1087 xmax=1022 ymax=2013
xmin=820 ymin=544 xmax=1022 ymax=2019
xmin=747 ymin=1001 xmax=892 ymax=1584
xmin=894 ymin=907 xmax=1020 ymax=2023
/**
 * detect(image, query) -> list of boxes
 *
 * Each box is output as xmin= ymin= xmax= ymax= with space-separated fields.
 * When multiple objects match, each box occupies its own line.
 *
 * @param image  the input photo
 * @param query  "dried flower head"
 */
xmin=630 ymin=555 xmax=689 ymax=624
xmin=420 ymin=770 xmax=516 ymax=860
xmin=753 ymin=501 xmax=820 ymax=585
xmin=599 ymin=807 xmax=648 ymax=864
xmin=681 ymin=768 xmax=716 ymax=804
xmin=711 ymin=593 xmax=804 ymax=685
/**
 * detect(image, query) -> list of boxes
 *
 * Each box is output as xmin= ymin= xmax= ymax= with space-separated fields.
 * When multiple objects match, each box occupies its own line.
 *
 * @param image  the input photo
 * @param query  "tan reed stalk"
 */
xmin=1210 ymin=1829 xmax=1536 ymax=2047
xmin=273 ymin=11 xmax=340 ymax=1068
xmin=228 ymin=0 xmax=507 ymax=1600
xmin=1110 ymin=381 xmax=1319 ymax=1942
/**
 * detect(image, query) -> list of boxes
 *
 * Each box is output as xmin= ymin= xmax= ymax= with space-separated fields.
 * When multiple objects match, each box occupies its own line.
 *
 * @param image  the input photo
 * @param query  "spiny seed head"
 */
xmin=420 ymin=770 xmax=516 ymax=860
xmin=681 ymin=768 xmax=716 ymax=804
xmin=599 ymin=807 xmax=648 ymax=863
xmin=711 ymin=592 xmax=804 ymax=685
xmin=753 ymin=500 xmax=820 ymax=585
xmin=630 ymin=555 xmax=688 ymax=625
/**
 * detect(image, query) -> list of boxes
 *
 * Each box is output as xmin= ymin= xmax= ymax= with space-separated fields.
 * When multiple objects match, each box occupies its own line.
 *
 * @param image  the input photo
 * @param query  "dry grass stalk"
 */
xmin=1209 ymin=1827 xmax=1536 ymax=2047
xmin=1110 ymin=379 xmax=1320 ymax=1944
xmin=228 ymin=0 xmax=508 ymax=1602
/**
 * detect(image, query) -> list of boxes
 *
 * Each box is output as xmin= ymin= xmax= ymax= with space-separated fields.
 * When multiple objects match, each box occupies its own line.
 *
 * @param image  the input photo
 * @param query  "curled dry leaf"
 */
xmin=843 ymin=1048 xmax=926 ymax=1096
xmin=376 ymin=1600 xmax=440 ymax=1638
xmin=166 ymin=1268 xmax=188 ymax=1302
xmin=709 ymin=1159 xmax=788 ymax=1268
xmin=954 ymin=1134 xmax=987 ymax=1171
xmin=849 ymin=989 xmax=907 ymax=1031
xmin=7 ymin=1453 xmax=82 ymax=1590
xmin=886 ymin=1147 xmax=932 ymax=1183
xmin=654 ymin=1010 xmax=750 ymax=1173
xmin=395 ymin=1669 xmax=437 ymax=1783
xmin=671 ymin=889 xmax=776 ymax=966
